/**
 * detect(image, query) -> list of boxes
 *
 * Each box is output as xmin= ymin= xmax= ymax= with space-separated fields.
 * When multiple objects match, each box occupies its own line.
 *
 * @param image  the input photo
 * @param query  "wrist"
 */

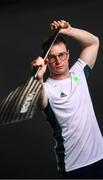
xmin=59 ymin=26 xmax=73 ymax=36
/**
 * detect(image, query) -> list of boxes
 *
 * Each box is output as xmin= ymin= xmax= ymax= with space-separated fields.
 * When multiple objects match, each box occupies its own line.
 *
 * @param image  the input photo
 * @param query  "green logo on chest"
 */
xmin=72 ymin=74 xmax=80 ymax=84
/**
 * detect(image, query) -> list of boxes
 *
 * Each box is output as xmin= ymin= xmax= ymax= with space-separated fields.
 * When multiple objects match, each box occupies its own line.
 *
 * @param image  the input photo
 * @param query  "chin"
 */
xmin=55 ymin=70 xmax=65 ymax=75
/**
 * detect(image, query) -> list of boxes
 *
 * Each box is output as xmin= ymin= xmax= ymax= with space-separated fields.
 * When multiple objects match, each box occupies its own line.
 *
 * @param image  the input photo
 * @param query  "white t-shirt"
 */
xmin=44 ymin=59 xmax=103 ymax=172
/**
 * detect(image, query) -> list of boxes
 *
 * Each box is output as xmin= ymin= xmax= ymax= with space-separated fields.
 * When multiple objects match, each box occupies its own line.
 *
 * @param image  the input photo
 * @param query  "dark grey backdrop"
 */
xmin=0 ymin=0 xmax=103 ymax=178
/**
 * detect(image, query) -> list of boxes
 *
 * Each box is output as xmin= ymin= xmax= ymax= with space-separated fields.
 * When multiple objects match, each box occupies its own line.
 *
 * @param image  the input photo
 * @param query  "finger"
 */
xmin=50 ymin=23 xmax=58 ymax=30
xmin=53 ymin=20 xmax=60 ymax=25
xmin=59 ymin=20 xmax=70 ymax=28
xmin=50 ymin=24 xmax=58 ymax=30
xmin=31 ymin=59 xmax=37 ymax=66
xmin=51 ymin=20 xmax=60 ymax=29
xmin=60 ymin=20 xmax=67 ymax=23
xmin=31 ymin=61 xmax=37 ymax=69
xmin=56 ymin=20 xmax=62 ymax=27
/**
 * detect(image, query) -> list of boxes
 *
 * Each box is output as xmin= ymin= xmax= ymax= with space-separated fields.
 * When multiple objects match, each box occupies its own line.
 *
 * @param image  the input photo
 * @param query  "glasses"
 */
xmin=47 ymin=52 xmax=68 ymax=63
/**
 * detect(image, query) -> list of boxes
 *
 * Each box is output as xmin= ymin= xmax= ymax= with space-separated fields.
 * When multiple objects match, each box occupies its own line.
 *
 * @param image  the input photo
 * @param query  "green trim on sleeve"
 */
xmin=84 ymin=65 xmax=92 ymax=79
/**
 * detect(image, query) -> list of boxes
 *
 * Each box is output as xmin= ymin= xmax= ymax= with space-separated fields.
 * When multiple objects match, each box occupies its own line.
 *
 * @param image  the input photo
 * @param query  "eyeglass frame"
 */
xmin=47 ymin=51 xmax=69 ymax=64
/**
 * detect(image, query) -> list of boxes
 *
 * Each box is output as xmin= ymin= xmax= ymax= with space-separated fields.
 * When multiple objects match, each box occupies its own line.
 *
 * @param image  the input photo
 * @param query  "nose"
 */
xmin=55 ymin=56 xmax=61 ymax=64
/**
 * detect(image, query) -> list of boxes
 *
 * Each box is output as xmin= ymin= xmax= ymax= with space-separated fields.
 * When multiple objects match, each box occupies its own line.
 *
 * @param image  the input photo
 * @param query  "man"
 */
xmin=32 ymin=20 xmax=103 ymax=178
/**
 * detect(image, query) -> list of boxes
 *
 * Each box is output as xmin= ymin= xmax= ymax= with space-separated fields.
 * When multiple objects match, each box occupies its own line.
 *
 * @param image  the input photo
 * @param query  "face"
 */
xmin=47 ymin=42 xmax=69 ymax=78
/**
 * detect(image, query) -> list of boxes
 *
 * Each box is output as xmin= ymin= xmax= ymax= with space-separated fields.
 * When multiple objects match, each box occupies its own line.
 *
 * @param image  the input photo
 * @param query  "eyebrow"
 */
xmin=48 ymin=51 xmax=67 ymax=56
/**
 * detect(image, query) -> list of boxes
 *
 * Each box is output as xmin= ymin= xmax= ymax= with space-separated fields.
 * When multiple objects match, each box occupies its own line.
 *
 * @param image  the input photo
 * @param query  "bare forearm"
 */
xmin=39 ymin=84 xmax=48 ymax=109
xmin=60 ymin=26 xmax=99 ymax=48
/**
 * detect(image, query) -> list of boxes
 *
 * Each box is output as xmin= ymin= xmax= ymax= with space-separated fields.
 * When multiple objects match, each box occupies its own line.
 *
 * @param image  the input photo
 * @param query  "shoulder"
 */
xmin=70 ymin=58 xmax=92 ymax=79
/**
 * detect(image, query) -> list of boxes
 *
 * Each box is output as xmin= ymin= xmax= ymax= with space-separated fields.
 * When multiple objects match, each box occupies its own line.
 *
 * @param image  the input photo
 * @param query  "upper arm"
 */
xmin=79 ymin=36 xmax=99 ymax=69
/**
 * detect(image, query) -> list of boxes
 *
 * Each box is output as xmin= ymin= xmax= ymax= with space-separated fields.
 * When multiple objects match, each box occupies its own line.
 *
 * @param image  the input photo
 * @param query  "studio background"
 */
xmin=0 ymin=0 xmax=103 ymax=178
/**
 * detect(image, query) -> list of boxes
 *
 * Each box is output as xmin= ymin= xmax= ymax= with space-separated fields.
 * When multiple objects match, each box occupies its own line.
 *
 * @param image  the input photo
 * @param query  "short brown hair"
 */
xmin=41 ymin=34 xmax=69 ymax=58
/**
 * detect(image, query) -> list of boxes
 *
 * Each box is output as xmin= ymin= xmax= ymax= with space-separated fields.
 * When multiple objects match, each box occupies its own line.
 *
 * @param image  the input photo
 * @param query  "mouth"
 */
xmin=56 ymin=66 xmax=64 ymax=69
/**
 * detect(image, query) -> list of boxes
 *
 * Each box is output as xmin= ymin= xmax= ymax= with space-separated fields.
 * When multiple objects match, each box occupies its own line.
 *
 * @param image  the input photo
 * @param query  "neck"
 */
xmin=50 ymin=70 xmax=70 ymax=80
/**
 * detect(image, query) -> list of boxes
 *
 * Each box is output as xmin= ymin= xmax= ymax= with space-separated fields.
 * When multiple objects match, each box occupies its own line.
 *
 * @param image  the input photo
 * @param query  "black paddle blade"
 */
xmin=0 ymin=77 xmax=42 ymax=126
xmin=0 ymin=28 xmax=60 ymax=126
